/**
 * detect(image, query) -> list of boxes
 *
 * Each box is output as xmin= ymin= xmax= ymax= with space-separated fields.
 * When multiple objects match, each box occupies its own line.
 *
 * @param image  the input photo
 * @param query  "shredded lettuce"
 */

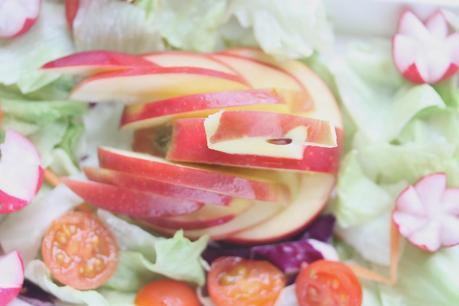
xmin=73 ymin=0 xmax=164 ymax=53
xmin=222 ymin=0 xmax=333 ymax=58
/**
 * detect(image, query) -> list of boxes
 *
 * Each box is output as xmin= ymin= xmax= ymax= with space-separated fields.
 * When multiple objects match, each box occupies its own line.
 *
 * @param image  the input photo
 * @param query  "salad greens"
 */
xmin=1 ymin=1 xmax=459 ymax=306
xmin=329 ymin=40 xmax=459 ymax=305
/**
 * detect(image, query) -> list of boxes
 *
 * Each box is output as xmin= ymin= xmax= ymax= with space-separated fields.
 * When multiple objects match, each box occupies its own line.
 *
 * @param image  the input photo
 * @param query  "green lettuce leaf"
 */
xmin=331 ymin=40 xmax=447 ymax=142
xmin=25 ymin=211 xmax=208 ymax=306
xmin=151 ymin=0 xmax=228 ymax=52
xmin=222 ymin=0 xmax=333 ymax=58
xmin=0 ymin=1 xmax=73 ymax=93
xmin=99 ymin=210 xmax=209 ymax=287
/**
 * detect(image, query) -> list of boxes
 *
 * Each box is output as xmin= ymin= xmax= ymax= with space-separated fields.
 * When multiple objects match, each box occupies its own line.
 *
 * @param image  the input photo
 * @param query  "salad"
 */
xmin=0 ymin=0 xmax=459 ymax=305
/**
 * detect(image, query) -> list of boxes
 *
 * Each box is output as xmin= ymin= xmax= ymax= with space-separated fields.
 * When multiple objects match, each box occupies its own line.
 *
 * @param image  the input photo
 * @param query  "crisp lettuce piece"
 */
xmin=333 ymin=151 xmax=403 ymax=228
xmin=152 ymin=0 xmax=228 ymax=52
xmin=73 ymin=0 xmax=164 ymax=53
xmin=0 ymin=1 xmax=73 ymax=93
xmin=0 ymin=184 xmax=82 ymax=264
xmin=0 ymin=99 xmax=87 ymax=126
xmin=222 ymin=0 xmax=333 ymax=58
xmin=98 ymin=210 xmax=209 ymax=287
xmin=332 ymin=62 xmax=444 ymax=142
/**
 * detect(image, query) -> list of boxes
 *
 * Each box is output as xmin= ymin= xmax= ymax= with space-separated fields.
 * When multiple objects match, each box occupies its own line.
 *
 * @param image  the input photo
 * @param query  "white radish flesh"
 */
xmin=0 ymin=251 xmax=24 ymax=306
xmin=392 ymin=10 xmax=459 ymax=84
xmin=0 ymin=129 xmax=43 ymax=213
xmin=393 ymin=173 xmax=459 ymax=252
xmin=0 ymin=0 xmax=41 ymax=38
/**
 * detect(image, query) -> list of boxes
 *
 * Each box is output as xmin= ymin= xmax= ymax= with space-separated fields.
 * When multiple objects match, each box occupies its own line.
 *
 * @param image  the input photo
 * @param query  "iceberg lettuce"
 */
xmin=0 ymin=1 xmax=73 ymax=93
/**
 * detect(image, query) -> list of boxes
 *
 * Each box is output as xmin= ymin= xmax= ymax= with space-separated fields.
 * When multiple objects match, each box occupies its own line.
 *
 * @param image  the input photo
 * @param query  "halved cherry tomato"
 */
xmin=295 ymin=260 xmax=362 ymax=306
xmin=208 ymin=256 xmax=286 ymax=306
xmin=135 ymin=279 xmax=200 ymax=306
xmin=41 ymin=211 xmax=119 ymax=290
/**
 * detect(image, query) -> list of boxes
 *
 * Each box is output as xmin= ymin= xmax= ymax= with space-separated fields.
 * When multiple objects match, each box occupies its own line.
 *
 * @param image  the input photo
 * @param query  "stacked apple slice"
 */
xmin=43 ymin=49 xmax=343 ymax=242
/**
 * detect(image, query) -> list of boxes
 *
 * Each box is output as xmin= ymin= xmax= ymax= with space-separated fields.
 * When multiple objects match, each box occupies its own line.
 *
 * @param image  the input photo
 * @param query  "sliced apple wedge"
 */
xmin=98 ymin=147 xmax=288 ymax=202
xmin=121 ymin=89 xmax=292 ymax=130
xmin=144 ymin=51 xmax=238 ymax=75
xmin=70 ymin=67 xmax=249 ymax=103
xmin=42 ymin=50 xmax=157 ymax=75
xmin=205 ymin=111 xmax=337 ymax=159
xmin=63 ymin=179 xmax=203 ymax=219
xmin=84 ymin=167 xmax=232 ymax=206
xmin=220 ymin=48 xmax=343 ymax=128
xmin=0 ymin=0 xmax=41 ymax=39
xmin=227 ymin=173 xmax=335 ymax=243
xmin=166 ymin=118 xmax=342 ymax=173
xmin=147 ymin=199 xmax=284 ymax=240
xmin=210 ymin=54 xmax=302 ymax=90
xmin=146 ymin=200 xmax=251 ymax=230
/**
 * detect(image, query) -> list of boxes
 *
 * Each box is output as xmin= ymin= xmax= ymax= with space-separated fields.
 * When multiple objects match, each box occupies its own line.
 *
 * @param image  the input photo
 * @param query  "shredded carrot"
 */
xmin=44 ymin=169 xmax=61 ymax=187
xmin=347 ymin=220 xmax=401 ymax=286
xmin=348 ymin=264 xmax=392 ymax=285
xmin=389 ymin=220 xmax=401 ymax=284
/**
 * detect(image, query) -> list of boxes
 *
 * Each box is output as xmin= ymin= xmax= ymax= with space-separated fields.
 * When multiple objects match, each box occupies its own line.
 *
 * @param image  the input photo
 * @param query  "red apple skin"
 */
xmin=226 ymin=173 xmax=335 ymax=244
xmin=98 ymin=147 xmax=287 ymax=202
xmin=209 ymin=111 xmax=335 ymax=145
xmin=84 ymin=167 xmax=232 ymax=205
xmin=220 ymin=48 xmax=343 ymax=129
xmin=63 ymin=179 xmax=203 ymax=219
xmin=166 ymin=118 xmax=343 ymax=173
xmin=143 ymin=51 xmax=241 ymax=76
xmin=42 ymin=51 xmax=157 ymax=74
xmin=121 ymin=89 xmax=284 ymax=128
xmin=143 ymin=200 xmax=251 ymax=230
xmin=65 ymin=0 xmax=79 ymax=31
xmin=70 ymin=66 xmax=249 ymax=103
xmin=147 ymin=214 xmax=234 ymax=230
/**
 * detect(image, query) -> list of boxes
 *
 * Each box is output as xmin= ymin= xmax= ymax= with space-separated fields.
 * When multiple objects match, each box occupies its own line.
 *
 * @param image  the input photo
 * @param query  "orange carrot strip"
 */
xmin=389 ymin=220 xmax=401 ymax=284
xmin=348 ymin=264 xmax=392 ymax=285
xmin=44 ymin=169 xmax=61 ymax=187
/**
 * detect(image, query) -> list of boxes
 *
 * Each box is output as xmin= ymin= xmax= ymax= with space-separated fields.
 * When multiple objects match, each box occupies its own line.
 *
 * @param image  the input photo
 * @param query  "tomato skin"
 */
xmin=208 ymin=256 xmax=286 ymax=306
xmin=135 ymin=279 xmax=200 ymax=306
xmin=295 ymin=260 xmax=362 ymax=306
xmin=41 ymin=211 xmax=119 ymax=290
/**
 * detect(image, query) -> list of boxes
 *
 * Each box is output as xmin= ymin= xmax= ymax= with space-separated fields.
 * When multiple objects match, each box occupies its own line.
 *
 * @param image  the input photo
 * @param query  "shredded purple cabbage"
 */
xmin=18 ymin=281 xmax=56 ymax=306
xmin=251 ymin=240 xmax=323 ymax=274
xmin=203 ymin=214 xmax=336 ymax=276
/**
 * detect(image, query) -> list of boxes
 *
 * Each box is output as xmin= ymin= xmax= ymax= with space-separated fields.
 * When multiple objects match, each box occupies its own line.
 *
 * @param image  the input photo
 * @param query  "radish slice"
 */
xmin=0 ymin=251 xmax=24 ymax=305
xmin=393 ymin=173 xmax=459 ymax=252
xmin=0 ymin=129 xmax=43 ymax=214
xmin=0 ymin=0 xmax=41 ymax=39
xmin=392 ymin=10 xmax=459 ymax=84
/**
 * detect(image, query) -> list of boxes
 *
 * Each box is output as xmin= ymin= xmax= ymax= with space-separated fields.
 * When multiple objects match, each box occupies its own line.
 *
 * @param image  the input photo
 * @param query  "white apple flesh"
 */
xmin=0 ymin=251 xmax=24 ymax=306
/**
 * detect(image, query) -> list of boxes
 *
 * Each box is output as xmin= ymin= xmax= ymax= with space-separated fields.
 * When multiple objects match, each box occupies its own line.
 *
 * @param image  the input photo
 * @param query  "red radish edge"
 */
xmin=0 ymin=0 xmax=41 ymax=39
xmin=0 ymin=129 xmax=43 ymax=214
xmin=392 ymin=9 xmax=459 ymax=84
xmin=392 ymin=173 xmax=459 ymax=252
xmin=65 ymin=0 xmax=80 ymax=32
xmin=0 ymin=251 xmax=24 ymax=306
